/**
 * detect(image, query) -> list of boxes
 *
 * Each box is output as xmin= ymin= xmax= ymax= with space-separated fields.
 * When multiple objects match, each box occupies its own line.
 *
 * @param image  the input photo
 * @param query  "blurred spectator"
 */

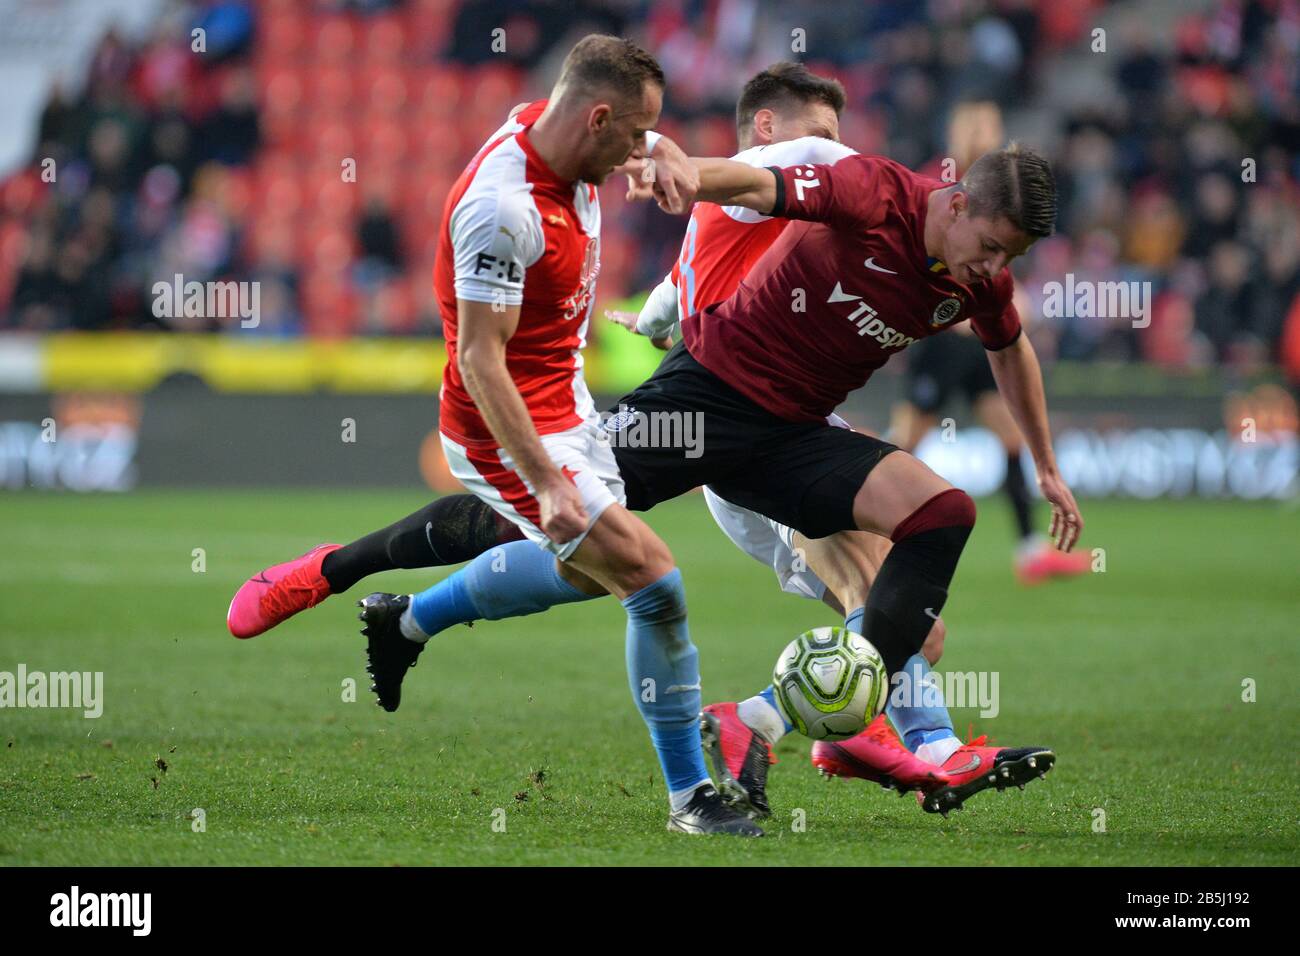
xmin=0 ymin=0 xmax=1294 ymax=379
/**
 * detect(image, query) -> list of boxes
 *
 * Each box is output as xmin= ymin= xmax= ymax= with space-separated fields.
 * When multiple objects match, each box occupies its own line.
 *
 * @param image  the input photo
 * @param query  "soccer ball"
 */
xmin=772 ymin=626 xmax=888 ymax=741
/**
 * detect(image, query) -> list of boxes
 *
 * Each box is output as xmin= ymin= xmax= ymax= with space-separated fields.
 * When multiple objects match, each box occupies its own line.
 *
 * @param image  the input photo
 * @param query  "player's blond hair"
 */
xmin=555 ymin=35 xmax=664 ymax=106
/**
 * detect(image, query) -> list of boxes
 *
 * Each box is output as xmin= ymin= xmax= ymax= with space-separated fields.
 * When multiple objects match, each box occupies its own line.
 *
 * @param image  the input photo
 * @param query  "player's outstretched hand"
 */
xmin=604 ymin=309 xmax=673 ymax=349
xmin=604 ymin=309 xmax=639 ymax=332
xmin=537 ymin=471 xmax=589 ymax=545
xmin=1039 ymin=470 xmax=1083 ymax=552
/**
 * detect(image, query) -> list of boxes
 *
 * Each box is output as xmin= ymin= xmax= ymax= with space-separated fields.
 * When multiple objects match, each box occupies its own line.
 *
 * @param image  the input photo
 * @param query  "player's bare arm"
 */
xmin=985 ymin=333 xmax=1083 ymax=552
xmin=658 ymin=158 xmax=777 ymax=213
xmin=455 ymin=297 xmax=588 ymax=544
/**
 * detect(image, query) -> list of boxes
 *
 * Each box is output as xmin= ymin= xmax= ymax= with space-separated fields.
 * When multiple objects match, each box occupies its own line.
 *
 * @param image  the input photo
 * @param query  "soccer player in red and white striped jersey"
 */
xmin=231 ymin=36 xmax=761 ymax=837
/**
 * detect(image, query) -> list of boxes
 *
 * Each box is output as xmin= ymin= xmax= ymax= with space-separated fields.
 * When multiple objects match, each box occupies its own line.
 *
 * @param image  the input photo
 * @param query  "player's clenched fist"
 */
xmin=536 ymin=472 xmax=589 ymax=545
xmin=644 ymin=135 xmax=698 ymax=213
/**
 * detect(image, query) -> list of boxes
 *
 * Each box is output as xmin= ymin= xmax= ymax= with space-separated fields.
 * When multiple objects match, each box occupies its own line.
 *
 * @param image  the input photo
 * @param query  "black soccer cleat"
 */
xmin=922 ymin=745 xmax=1056 ymax=816
xmin=666 ymin=784 xmax=764 ymax=836
xmin=699 ymin=704 xmax=773 ymax=819
xmin=357 ymin=592 xmax=425 ymax=712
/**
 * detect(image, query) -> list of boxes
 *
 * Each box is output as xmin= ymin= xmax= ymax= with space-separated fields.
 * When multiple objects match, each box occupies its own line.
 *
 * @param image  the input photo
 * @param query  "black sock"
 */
xmin=1004 ymin=451 xmax=1034 ymax=541
xmin=862 ymin=523 xmax=974 ymax=676
xmin=320 ymin=495 xmax=519 ymax=593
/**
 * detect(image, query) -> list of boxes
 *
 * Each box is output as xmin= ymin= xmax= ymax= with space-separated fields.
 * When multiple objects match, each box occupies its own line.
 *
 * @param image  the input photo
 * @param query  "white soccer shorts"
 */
xmin=441 ymin=419 xmax=625 ymax=561
xmin=702 ymin=485 xmax=828 ymax=601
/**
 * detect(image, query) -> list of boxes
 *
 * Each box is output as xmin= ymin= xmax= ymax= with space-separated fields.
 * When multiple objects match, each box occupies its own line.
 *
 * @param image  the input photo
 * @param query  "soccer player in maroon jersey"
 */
xmin=604 ymin=142 xmax=1078 ymax=808
xmin=606 ymin=70 xmax=1057 ymax=817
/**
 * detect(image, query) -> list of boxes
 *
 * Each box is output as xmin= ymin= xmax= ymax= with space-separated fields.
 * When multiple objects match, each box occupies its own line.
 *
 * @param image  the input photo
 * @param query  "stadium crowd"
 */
xmin=0 ymin=0 xmax=1297 ymax=383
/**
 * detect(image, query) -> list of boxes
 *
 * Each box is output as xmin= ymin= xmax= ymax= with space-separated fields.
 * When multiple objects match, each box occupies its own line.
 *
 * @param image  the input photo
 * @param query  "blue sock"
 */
xmin=622 ymin=569 xmax=711 ymax=808
xmin=408 ymin=540 xmax=596 ymax=636
xmin=845 ymin=604 xmax=865 ymax=635
xmin=888 ymin=653 xmax=957 ymax=752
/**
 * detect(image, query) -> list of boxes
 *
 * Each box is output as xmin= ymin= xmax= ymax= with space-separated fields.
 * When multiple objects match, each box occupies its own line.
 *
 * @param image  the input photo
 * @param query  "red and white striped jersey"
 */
xmin=636 ymin=136 xmax=857 ymax=338
xmin=435 ymin=100 xmax=603 ymax=447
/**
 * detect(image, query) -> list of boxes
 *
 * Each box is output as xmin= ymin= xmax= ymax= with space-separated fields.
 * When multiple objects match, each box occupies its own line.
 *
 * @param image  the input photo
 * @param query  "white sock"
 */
xmin=399 ymin=603 xmax=431 ymax=643
xmin=669 ymin=778 xmax=712 ymax=812
xmin=1016 ymin=534 xmax=1048 ymax=561
xmin=738 ymin=695 xmax=786 ymax=746
xmin=916 ymin=735 xmax=962 ymax=766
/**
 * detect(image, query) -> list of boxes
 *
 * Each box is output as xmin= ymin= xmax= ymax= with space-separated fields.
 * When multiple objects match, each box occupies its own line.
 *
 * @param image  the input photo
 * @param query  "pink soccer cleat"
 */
xmin=226 ymin=543 xmax=341 ymax=639
xmin=1015 ymin=543 xmax=1092 ymax=585
xmin=810 ymin=713 xmax=951 ymax=796
xmin=920 ymin=734 xmax=1056 ymax=816
xmin=700 ymin=702 xmax=777 ymax=819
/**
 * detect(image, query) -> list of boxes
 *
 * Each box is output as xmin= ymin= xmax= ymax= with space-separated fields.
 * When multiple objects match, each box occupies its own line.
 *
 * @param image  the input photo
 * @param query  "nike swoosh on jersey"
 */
xmin=863 ymin=257 xmax=897 ymax=274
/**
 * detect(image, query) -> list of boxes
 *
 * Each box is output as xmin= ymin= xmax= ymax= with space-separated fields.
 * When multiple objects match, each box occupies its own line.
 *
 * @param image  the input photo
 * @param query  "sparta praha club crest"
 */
xmin=930 ymin=296 xmax=963 ymax=328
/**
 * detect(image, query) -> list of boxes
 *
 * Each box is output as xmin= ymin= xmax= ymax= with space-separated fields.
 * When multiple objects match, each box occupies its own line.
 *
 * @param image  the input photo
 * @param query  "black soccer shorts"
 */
xmin=605 ymin=343 xmax=897 ymax=539
xmin=903 ymin=331 xmax=998 ymax=415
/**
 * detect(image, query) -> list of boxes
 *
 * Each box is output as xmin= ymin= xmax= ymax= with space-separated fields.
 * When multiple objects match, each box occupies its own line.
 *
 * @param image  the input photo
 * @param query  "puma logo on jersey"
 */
xmin=827 ymin=281 xmax=916 ymax=349
xmin=546 ymin=213 xmax=568 ymax=228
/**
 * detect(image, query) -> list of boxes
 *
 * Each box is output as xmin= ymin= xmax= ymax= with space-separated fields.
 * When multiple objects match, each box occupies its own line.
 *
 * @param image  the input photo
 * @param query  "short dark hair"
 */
xmin=961 ymin=143 xmax=1057 ymax=238
xmin=556 ymin=34 xmax=664 ymax=104
xmin=736 ymin=62 xmax=846 ymax=136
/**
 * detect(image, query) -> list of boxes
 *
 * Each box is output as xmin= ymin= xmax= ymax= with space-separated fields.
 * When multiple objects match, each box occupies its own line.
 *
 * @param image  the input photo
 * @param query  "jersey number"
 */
xmin=793 ymin=176 xmax=821 ymax=201
xmin=677 ymin=216 xmax=700 ymax=320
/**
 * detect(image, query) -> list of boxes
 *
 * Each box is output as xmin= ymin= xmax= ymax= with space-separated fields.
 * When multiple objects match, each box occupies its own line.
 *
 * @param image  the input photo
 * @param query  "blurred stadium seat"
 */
xmin=0 ymin=0 xmax=1295 ymax=396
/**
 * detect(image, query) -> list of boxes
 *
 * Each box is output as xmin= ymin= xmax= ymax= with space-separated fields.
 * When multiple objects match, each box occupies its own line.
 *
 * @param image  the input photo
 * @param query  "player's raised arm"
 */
xmin=666 ymin=158 xmax=779 ymax=214
xmin=671 ymin=154 xmax=872 ymax=233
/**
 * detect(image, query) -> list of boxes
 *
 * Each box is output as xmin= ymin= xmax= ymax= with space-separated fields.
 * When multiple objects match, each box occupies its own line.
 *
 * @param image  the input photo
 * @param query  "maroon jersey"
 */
xmin=681 ymin=154 xmax=1021 ymax=423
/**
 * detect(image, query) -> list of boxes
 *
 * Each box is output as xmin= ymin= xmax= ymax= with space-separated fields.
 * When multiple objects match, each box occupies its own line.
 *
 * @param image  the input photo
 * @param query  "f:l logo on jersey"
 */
xmin=473 ymin=252 xmax=522 ymax=284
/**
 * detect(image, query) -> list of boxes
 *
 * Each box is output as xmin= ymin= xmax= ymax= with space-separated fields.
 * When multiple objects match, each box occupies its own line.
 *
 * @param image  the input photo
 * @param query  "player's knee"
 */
xmin=607 ymin=531 xmax=675 ymax=593
xmin=922 ymin=615 xmax=946 ymax=665
xmin=836 ymin=581 xmax=870 ymax=618
xmin=890 ymin=487 xmax=977 ymax=543
xmin=556 ymin=559 xmax=609 ymax=597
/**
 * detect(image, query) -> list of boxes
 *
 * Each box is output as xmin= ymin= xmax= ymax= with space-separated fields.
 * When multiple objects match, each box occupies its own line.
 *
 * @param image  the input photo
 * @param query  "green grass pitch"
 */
xmin=1 ymin=490 xmax=1296 ymax=865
